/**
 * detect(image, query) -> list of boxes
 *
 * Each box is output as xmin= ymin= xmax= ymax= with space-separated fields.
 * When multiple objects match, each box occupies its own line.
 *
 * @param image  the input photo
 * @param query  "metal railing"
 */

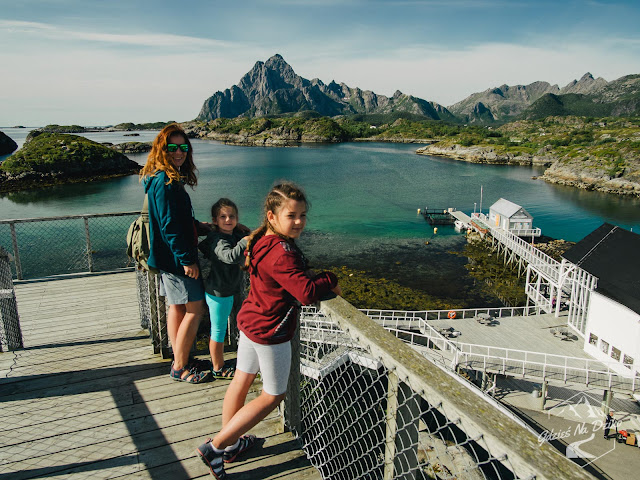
xmin=301 ymin=306 xmax=640 ymax=393
xmin=0 ymin=212 xmax=139 ymax=280
xmin=286 ymin=297 xmax=596 ymax=480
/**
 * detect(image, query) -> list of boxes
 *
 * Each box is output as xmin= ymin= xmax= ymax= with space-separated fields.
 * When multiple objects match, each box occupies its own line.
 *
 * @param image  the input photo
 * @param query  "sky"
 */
xmin=1 ymin=0 xmax=640 ymax=126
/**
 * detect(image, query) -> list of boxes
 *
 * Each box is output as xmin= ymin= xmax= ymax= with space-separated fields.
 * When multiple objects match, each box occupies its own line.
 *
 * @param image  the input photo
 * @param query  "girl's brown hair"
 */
xmin=139 ymin=123 xmax=197 ymax=186
xmin=243 ymin=182 xmax=309 ymax=269
xmin=211 ymin=198 xmax=239 ymax=229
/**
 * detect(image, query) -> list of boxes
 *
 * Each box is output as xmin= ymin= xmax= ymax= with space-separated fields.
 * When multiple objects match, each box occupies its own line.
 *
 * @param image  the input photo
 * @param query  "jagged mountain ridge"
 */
xmin=447 ymin=73 xmax=609 ymax=123
xmin=197 ymin=54 xmax=456 ymax=122
xmin=521 ymin=74 xmax=640 ymax=120
xmin=197 ymin=55 xmax=639 ymax=124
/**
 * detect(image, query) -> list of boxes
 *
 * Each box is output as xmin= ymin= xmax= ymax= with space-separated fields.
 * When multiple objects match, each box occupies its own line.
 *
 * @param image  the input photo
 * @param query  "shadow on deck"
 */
xmin=0 ymin=272 xmax=319 ymax=480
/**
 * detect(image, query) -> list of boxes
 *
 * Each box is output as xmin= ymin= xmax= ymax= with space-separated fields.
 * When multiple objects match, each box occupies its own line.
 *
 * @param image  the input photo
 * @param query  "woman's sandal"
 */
xmin=170 ymin=362 xmax=211 ymax=384
xmin=212 ymin=364 xmax=235 ymax=379
xmin=223 ymin=434 xmax=257 ymax=463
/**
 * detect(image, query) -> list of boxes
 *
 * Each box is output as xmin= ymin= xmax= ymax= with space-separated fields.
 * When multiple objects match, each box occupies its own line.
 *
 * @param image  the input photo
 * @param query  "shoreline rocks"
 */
xmin=541 ymin=162 xmax=640 ymax=196
xmin=416 ymin=143 xmax=554 ymax=166
xmin=416 ymin=143 xmax=640 ymax=197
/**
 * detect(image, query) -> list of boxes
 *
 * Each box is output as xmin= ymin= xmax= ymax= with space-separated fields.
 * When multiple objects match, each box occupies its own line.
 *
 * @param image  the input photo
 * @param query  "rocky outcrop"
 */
xmin=415 ymin=143 xmax=554 ymax=166
xmin=0 ymin=131 xmax=18 ymax=156
xmin=0 ymin=133 xmax=140 ymax=193
xmin=541 ymin=161 xmax=640 ymax=196
xmin=197 ymin=54 xmax=455 ymax=122
xmin=106 ymin=141 xmax=152 ymax=153
xmin=202 ymin=129 xmax=341 ymax=147
xmin=533 ymin=239 xmax=576 ymax=262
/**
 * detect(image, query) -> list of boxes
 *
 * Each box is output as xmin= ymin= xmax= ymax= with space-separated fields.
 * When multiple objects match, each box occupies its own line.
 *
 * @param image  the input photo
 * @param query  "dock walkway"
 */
xmin=0 ymin=272 xmax=319 ymax=480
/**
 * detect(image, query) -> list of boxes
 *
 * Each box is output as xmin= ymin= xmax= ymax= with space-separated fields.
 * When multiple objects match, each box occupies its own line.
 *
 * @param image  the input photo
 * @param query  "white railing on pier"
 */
xmin=472 ymin=214 xmax=597 ymax=336
xmin=300 ymin=306 xmax=639 ymax=393
xmin=474 ymin=214 xmax=560 ymax=281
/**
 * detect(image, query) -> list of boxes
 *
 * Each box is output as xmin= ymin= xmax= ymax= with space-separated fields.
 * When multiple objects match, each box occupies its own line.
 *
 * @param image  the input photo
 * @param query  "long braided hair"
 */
xmin=243 ymin=182 xmax=309 ymax=270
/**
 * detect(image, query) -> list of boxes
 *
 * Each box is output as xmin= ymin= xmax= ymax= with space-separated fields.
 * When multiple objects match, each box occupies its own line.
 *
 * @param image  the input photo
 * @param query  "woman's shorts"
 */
xmin=159 ymin=271 xmax=205 ymax=305
xmin=205 ymin=293 xmax=234 ymax=343
xmin=236 ymin=331 xmax=291 ymax=396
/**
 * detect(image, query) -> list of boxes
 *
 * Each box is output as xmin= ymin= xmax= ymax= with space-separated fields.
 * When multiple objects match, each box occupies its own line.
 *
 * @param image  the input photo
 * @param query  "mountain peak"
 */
xmin=265 ymin=53 xmax=287 ymax=67
xmin=196 ymin=55 xmax=453 ymax=122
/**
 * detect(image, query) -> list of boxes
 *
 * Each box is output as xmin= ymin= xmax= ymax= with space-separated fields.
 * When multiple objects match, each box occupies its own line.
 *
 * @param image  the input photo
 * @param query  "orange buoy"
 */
xmin=447 ymin=310 xmax=456 ymax=319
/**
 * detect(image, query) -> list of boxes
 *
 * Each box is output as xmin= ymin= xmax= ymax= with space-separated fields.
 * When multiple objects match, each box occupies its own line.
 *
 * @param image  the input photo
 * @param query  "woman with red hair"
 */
xmin=141 ymin=123 xmax=211 ymax=383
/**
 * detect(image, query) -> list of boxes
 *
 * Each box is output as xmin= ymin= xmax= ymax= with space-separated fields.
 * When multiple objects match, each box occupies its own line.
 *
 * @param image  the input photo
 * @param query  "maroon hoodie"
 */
xmin=237 ymin=235 xmax=338 ymax=345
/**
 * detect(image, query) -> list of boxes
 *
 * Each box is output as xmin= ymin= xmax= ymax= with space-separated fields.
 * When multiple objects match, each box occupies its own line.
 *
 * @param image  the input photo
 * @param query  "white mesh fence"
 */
xmin=294 ymin=309 xmax=523 ymax=480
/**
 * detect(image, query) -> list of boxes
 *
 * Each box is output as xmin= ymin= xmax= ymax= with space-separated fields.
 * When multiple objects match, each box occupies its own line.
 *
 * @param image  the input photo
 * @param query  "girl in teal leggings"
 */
xmin=198 ymin=198 xmax=248 ymax=378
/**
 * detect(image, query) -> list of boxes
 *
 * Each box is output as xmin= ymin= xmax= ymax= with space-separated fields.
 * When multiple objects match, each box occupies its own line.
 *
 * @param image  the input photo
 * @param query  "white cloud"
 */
xmin=0 ymin=20 xmax=234 ymax=49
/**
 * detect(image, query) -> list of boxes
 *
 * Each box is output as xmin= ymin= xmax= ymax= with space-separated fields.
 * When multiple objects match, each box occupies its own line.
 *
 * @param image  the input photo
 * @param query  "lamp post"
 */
xmin=474 ymin=202 xmax=477 ymax=215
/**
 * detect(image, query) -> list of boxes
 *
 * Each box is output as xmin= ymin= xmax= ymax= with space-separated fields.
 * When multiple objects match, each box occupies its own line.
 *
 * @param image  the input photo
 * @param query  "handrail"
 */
xmin=0 ymin=211 xmax=140 ymax=224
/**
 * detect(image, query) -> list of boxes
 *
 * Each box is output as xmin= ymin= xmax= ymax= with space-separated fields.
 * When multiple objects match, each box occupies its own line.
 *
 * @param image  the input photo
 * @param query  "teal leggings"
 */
xmin=205 ymin=293 xmax=234 ymax=343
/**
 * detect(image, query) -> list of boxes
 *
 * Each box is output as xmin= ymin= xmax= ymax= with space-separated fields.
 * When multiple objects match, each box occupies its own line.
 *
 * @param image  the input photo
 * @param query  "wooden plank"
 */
xmin=1 ymin=272 xmax=319 ymax=480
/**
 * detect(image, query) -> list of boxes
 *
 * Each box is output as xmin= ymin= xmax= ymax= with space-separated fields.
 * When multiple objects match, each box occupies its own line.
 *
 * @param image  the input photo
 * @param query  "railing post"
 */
xmin=147 ymin=271 xmax=161 ymax=355
xmin=156 ymin=282 xmax=169 ymax=359
xmin=9 ymin=223 xmax=23 ymax=280
xmin=83 ymin=217 xmax=95 ymax=272
xmin=282 ymin=311 xmax=301 ymax=435
xmin=384 ymin=370 xmax=419 ymax=480
xmin=135 ymin=268 xmax=151 ymax=330
xmin=0 ymin=247 xmax=23 ymax=351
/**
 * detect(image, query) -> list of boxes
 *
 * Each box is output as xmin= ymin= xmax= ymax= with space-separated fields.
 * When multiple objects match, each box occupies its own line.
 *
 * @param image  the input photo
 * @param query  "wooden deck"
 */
xmin=0 ymin=272 xmax=321 ymax=480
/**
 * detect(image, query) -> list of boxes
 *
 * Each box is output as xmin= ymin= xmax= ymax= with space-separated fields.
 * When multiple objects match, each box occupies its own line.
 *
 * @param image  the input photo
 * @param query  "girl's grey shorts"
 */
xmin=236 ymin=331 xmax=291 ymax=396
xmin=159 ymin=271 xmax=205 ymax=305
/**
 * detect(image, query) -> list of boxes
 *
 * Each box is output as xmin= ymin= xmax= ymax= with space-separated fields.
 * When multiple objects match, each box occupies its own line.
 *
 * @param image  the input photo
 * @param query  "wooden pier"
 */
xmin=0 ymin=272 xmax=320 ymax=480
xmin=419 ymin=208 xmax=455 ymax=225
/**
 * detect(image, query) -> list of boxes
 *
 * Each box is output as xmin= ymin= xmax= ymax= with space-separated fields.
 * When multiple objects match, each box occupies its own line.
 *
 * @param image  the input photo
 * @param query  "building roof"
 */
xmin=489 ymin=198 xmax=532 ymax=219
xmin=562 ymin=223 xmax=640 ymax=316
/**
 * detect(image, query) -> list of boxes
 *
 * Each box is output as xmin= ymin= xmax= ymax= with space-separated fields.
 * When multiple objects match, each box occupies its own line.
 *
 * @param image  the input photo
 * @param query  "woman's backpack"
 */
xmin=126 ymin=196 xmax=159 ymax=274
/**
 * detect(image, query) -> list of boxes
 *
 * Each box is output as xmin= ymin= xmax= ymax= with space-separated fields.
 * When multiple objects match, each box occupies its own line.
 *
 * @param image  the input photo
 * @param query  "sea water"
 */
xmin=1 ymin=128 xmax=639 ymax=302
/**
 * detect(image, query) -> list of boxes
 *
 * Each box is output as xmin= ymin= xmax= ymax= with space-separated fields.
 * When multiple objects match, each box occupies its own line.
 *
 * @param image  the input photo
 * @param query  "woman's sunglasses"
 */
xmin=167 ymin=143 xmax=189 ymax=153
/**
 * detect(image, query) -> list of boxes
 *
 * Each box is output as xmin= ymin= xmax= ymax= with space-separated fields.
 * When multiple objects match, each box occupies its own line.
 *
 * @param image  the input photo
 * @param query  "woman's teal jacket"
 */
xmin=143 ymin=171 xmax=199 ymax=276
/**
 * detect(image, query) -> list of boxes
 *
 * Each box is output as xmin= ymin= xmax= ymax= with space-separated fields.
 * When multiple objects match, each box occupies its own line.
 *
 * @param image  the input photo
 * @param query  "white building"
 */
xmin=562 ymin=224 xmax=640 ymax=376
xmin=488 ymin=198 xmax=540 ymax=237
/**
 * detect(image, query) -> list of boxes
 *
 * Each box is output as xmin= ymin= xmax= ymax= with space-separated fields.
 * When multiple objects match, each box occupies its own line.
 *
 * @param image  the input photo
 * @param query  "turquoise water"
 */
xmin=2 ymin=128 xmax=639 ymax=302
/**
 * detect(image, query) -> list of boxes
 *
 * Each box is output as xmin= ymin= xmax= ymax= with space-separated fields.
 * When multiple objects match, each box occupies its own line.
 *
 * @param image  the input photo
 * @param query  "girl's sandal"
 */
xmin=212 ymin=364 xmax=235 ymax=379
xmin=170 ymin=362 xmax=211 ymax=384
xmin=223 ymin=434 xmax=257 ymax=463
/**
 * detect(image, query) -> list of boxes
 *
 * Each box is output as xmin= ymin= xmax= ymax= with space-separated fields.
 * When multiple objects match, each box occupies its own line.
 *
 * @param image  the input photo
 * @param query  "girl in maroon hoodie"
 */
xmin=196 ymin=182 xmax=341 ymax=479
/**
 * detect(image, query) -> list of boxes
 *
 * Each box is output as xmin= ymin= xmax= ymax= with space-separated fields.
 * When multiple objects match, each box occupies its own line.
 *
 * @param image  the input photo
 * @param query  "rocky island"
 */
xmin=416 ymin=116 xmax=640 ymax=197
xmin=0 ymin=133 xmax=140 ymax=193
xmin=0 ymin=131 xmax=18 ymax=156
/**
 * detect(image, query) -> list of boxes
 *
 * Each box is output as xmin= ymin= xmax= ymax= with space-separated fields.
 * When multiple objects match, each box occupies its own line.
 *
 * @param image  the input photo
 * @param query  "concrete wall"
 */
xmin=583 ymin=291 xmax=640 ymax=375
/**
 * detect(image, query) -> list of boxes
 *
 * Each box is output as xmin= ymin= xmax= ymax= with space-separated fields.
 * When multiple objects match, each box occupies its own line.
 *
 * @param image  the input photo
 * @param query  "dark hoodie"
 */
xmin=143 ymin=171 xmax=199 ymax=275
xmin=237 ymin=235 xmax=338 ymax=345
